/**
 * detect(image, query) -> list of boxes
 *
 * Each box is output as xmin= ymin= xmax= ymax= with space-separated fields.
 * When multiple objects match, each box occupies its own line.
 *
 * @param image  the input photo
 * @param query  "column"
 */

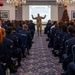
xmin=15 ymin=6 xmax=22 ymax=20
xmin=58 ymin=6 xmax=64 ymax=20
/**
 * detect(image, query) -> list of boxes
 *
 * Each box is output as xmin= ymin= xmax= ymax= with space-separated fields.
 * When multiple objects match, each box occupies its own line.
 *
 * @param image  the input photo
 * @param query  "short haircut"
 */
xmin=67 ymin=25 xmax=73 ymax=33
xmin=6 ymin=26 xmax=13 ymax=34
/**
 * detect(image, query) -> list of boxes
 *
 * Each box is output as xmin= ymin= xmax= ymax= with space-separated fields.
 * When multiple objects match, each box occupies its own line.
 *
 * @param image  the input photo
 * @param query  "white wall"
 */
xmin=22 ymin=5 xmax=58 ymax=21
xmin=51 ymin=5 xmax=58 ymax=21
xmin=0 ymin=3 xmax=58 ymax=21
xmin=22 ymin=5 xmax=29 ymax=20
xmin=1 ymin=1 xmax=75 ymax=21
xmin=51 ymin=5 xmax=75 ymax=21
xmin=0 ymin=2 xmax=15 ymax=20
xmin=67 ymin=5 xmax=75 ymax=20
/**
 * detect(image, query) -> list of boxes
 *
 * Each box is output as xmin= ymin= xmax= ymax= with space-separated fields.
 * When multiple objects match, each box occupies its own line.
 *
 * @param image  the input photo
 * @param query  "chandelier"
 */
xmin=6 ymin=0 xmax=26 ymax=7
xmin=56 ymin=0 xmax=75 ymax=6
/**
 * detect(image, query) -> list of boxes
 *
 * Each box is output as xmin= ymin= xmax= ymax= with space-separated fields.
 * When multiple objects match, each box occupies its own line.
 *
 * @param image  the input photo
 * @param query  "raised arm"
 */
xmin=41 ymin=15 xmax=46 ymax=19
xmin=32 ymin=15 xmax=37 ymax=19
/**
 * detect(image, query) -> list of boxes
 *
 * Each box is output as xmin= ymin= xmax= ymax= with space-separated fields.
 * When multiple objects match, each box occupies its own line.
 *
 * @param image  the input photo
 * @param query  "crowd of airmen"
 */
xmin=44 ymin=20 xmax=75 ymax=75
xmin=0 ymin=19 xmax=35 ymax=75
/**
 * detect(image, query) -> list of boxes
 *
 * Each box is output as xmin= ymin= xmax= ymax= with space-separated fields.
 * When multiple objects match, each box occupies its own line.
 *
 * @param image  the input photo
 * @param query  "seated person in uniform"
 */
xmin=19 ymin=23 xmax=32 ymax=55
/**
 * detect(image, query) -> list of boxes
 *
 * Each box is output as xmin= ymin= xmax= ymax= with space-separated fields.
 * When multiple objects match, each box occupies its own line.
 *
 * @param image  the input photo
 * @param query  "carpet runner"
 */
xmin=11 ymin=33 xmax=62 ymax=75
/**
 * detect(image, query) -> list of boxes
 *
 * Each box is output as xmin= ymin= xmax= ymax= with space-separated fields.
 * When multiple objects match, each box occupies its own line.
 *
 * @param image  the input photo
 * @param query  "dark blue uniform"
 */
xmin=0 ymin=65 xmax=5 ymax=75
xmin=12 ymin=31 xmax=26 ymax=57
xmin=62 ymin=37 xmax=75 ymax=71
xmin=0 ymin=37 xmax=14 ymax=74
xmin=19 ymin=30 xmax=32 ymax=55
xmin=28 ymin=22 xmax=35 ymax=39
xmin=6 ymin=33 xmax=21 ymax=66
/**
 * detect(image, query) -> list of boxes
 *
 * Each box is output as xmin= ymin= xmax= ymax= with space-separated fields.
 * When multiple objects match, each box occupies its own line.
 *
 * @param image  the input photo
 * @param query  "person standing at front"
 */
xmin=32 ymin=14 xmax=46 ymax=36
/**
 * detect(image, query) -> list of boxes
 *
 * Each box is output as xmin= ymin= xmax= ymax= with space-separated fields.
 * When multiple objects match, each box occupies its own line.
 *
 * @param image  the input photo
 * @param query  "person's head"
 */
xmin=22 ymin=24 xmax=28 ymax=30
xmin=6 ymin=26 xmax=13 ymax=34
xmin=61 ymin=24 xmax=67 ymax=32
xmin=12 ymin=26 xmax=17 ymax=32
xmin=53 ymin=21 xmax=57 ymax=26
xmin=67 ymin=25 xmax=73 ymax=33
xmin=25 ymin=20 xmax=29 ymax=25
xmin=30 ymin=20 xmax=33 ymax=23
xmin=72 ymin=27 xmax=75 ymax=36
xmin=55 ymin=21 xmax=61 ymax=27
xmin=37 ymin=14 xmax=40 ymax=17
xmin=69 ymin=22 xmax=74 ymax=26
xmin=7 ymin=22 xmax=13 ymax=27
xmin=48 ymin=20 xmax=51 ymax=23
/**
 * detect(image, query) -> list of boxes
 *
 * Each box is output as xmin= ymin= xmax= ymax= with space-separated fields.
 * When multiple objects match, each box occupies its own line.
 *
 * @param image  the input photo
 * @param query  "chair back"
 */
xmin=72 ymin=45 xmax=75 ymax=63
xmin=0 ymin=44 xmax=5 ymax=61
xmin=65 ymin=40 xmax=69 ymax=54
xmin=21 ymin=34 xmax=27 ymax=48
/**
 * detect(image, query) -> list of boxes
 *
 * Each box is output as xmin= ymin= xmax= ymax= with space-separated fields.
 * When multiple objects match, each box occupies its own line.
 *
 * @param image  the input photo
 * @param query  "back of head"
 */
xmin=22 ymin=24 xmax=28 ymax=30
xmin=12 ymin=26 xmax=17 ymax=31
xmin=61 ymin=24 xmax=67 ymax=32
xmin=69 ymin=22 xmax=74 ymax=26
xmin=53 ymin=21 xmax=57 ymax=25
xmin=6 ymin=26 xmax=13 ymax=34
xmin=37 ymin=14 xmax=40 ymax=17
xmin=72 ymin=27 xmax=75 ymax=35
xmin=30 ymin=20 xmax=33 ymax=23
xmin=67 ymin=25 xmax=73 ymax=33
xmin=7 ymin=22 xmax=13 ymax=27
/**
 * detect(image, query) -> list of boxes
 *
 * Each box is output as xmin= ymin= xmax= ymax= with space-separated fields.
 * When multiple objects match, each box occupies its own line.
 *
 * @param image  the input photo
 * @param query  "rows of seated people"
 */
xmin=44 ymin=20 xmax=75 ymax=75
xmin=0 ymin=19 xmax=35 ymax=75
